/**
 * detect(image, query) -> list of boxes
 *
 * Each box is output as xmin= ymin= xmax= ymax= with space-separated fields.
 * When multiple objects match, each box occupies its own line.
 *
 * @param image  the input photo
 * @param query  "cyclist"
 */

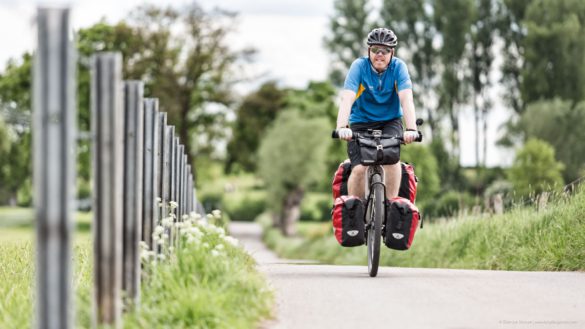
xmin=336 ymin=27 xmax=419 ymax=200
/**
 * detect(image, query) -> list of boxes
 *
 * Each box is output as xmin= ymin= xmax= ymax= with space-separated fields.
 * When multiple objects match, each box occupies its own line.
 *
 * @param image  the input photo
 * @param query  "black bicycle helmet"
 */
xmin=366 ymin=27 xmax=398 ymax=48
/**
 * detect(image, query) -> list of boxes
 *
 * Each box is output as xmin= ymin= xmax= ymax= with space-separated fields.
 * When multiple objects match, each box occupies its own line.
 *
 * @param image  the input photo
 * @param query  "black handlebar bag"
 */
xmin=357 ymin=136 xmax=400 ymax=166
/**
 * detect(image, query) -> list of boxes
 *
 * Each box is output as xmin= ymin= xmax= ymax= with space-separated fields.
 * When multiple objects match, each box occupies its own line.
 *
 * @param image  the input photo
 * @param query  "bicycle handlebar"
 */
xmin=332 ymin=118 xmax=424 ymax=142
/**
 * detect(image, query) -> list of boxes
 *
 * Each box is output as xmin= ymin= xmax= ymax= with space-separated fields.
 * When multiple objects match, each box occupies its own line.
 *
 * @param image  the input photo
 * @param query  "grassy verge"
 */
xmin=0 ymin=210 xmax=274 ymax=328
xmin=262 ymin=187 xmax=585 ymax=271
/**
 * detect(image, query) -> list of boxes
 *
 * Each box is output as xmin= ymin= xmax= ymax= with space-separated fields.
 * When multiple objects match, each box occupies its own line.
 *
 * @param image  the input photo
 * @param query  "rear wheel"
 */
xmin=367 ymin=173 xmax=383 ymax=277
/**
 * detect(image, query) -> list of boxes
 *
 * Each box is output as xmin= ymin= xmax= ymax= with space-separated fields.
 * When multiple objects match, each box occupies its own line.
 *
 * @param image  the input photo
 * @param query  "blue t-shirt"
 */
xmin=343 ymin=56 xmax=412 ymax=124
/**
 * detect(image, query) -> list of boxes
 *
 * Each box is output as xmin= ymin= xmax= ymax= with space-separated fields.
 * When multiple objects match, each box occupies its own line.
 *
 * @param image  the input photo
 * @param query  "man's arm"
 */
xmin=398 ymin=88 xmax=417 ymax=130
xmin=336 ymin=89 xmax=356 ymax=129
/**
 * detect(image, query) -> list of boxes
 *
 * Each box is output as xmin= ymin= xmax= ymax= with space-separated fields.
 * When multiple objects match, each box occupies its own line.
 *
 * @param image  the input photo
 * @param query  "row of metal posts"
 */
xmin=33 ymin=7 xmax=198 ymax=329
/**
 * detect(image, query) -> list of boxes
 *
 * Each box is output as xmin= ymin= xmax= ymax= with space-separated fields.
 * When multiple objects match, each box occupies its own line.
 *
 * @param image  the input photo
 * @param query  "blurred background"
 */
xmin=1 ymin=0 xmax=584 ymax=226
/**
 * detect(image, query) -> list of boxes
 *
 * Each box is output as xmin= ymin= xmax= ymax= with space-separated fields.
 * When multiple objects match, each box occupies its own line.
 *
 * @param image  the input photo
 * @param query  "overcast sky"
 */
xmin=0 ymin=0 xmax=513 ymax=166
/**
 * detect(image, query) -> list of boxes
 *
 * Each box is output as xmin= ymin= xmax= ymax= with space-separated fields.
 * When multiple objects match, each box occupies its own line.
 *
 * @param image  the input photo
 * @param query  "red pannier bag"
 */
xmin=332 ymin=195 xmax=365 ymax=247
xmin=398 ymin=162 xmax=418 ymax=204
xmin=383 ymin=197 xmax=422 ymax=250
xmin=332 ymin=159 xmax=352 ymax=199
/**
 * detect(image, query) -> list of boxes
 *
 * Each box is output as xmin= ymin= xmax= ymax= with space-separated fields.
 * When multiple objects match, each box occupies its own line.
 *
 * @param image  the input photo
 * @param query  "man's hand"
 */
xmin=337 ymin=128 xmax=353 ymax=141
xmin=403 ymin=130 xmax=419 ymax=144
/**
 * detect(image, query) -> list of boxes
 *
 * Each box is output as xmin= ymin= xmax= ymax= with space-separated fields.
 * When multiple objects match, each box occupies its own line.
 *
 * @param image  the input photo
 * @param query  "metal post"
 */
xmin=33 ymin=7 xmax=75 ymax=329
xmin=169 ymin=129 xmax=176 ymax=207
xmin=91 ymin=52 xmax=124 ymax=328
xmin=158 ymin=113 xmax=168 ymax=233
xmin=177 ymin=144 xmax=184 ymax=221
xmin=182 ymin=154 xmax=187 ymax=219
xmin=142 ymin=99 xmax=159 ymax=249
xmin=186 ymin=166 xmax=192 ymax=213
xmin=166 ymin=127 xmax=175 ymax=245
xmin=122 ymin=81 xmax=143 ymax=305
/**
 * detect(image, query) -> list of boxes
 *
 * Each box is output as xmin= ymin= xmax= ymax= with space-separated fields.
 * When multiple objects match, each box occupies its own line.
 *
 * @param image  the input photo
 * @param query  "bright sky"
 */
xmin=0 ymin=0 xmax=513 ymax=167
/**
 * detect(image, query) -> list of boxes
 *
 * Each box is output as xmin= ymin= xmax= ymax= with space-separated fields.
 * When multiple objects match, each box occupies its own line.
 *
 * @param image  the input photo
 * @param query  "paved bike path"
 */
xmin=229 ymin=222 xmax=585 ymax=329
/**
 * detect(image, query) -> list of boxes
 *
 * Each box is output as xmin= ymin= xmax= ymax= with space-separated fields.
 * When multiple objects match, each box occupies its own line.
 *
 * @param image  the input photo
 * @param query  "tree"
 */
xmin=498 ymin=0 xmax=533 ymax=116
xmin=519 ymin=99 xmax=585 ymax=182
xmin=381 ymin=0 xmax=441 ymax=139
xmin=78 ymin=3 xmax=255 ymax=175
xmin=508 ymin=138 xmax=564 ymax=197
xmin=470 ymin=0 xmax=497 ymax=167
xmin=257 ymin=110 xmax=331 ymax=236
xmin=325 ymin=0 xmax=373 ymax=86
xmin=225 ymin=81 xmax=287 ymax=173
xmin=0 ymin=54 xmax=32 ymax=205
xmin=434 ymin=0 xmax=474 ymax=163
xmin=521 ymin=0 xmax=585 ymax=105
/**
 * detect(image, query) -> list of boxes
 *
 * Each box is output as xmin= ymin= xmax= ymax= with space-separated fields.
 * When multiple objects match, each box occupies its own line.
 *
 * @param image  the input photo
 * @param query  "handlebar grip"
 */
xmin=331 ymin=130 xmax=339 ymax=139
xmin=415 ymin=131 xmax=423 ymax=142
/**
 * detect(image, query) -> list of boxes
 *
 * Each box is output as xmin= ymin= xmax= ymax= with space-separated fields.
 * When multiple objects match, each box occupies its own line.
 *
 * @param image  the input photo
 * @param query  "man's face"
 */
xmin=369 ymin=45 xmax=393 ymax=72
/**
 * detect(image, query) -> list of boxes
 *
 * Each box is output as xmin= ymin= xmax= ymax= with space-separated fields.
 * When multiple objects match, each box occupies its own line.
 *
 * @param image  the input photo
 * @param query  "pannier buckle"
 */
xmin=377 ymin=145 xmax=384 ymax=151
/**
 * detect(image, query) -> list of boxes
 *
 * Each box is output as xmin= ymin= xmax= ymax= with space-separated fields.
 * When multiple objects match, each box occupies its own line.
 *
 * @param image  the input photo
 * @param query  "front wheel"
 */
xmin=367 ymin=173 xmax=384 ymax=277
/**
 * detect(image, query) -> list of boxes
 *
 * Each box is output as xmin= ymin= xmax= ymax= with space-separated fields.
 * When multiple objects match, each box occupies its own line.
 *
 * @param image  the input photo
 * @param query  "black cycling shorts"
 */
xmin=347 ymin=118 xmax=403 ymax=167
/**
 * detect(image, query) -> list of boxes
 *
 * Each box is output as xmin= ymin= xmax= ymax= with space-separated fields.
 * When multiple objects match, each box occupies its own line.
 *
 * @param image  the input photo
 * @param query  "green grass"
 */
xmin=262 ymin=187 xmax=585 ymax=271
xmin=1 ymin=209 xmax=274 ymax=328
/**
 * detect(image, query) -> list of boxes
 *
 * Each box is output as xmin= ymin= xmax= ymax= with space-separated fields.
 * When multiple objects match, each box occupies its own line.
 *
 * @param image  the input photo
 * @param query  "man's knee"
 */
xmin=351 ymin=164 xmax=366 ymax=177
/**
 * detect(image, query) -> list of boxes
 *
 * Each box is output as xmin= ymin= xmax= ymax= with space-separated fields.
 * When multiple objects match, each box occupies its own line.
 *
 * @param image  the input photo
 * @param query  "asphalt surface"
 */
xmin=229 ymin=222 xmax=585 ymax=329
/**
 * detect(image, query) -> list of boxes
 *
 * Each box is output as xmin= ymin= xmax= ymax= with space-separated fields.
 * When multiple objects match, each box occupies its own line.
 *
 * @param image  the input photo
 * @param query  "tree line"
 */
xmin=1 ymin=0 xmax=584 ymax=235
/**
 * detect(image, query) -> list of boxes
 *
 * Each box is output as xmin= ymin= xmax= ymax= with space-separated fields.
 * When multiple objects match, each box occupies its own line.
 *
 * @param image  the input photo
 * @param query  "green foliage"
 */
xmin=424 ymin=190 xmax=477 ymax=219
xmin=522 ymin=0 xmax=585 ymax=105
xmin=0 ymin=54 xmax=32 ymax=205
xmin=300 ymin=193 xmax=332 ymax=221
xmin=400 ymin=144 xmax=441 ymax=206
xmin=263 ymin=186 xmax=585 ymax=271
xmin=221 ymin=192 xmax=266 ymax=222
xmin=519 ymin=99 xmax=585 ymax=182
xmin=508 ymin=138 xmax=565 ymax=197
xmin=257 ymin=110 xmax=332 ymax=213
xmin=430 ymin=137 xmax=466 ymax=190
xmin=324 ymin=0 xmax=373 ymax=85
xmin=225 ymin=81 xmax=287 ymax=173
xmin=286 ymin=81 xmax=345 ymax=191
xmin=0 ymin=213 xmax=274 ymax=328
xmin=77 ymin=4 xmax=254 ymax=168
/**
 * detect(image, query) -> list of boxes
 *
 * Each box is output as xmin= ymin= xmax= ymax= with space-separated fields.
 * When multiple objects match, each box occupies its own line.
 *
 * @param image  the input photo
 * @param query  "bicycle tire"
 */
xmin=367 ymin=173 xmax=384 ymax=277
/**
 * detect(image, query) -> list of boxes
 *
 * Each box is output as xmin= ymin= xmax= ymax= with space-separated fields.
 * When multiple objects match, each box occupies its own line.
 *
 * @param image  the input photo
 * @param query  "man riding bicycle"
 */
xmin=336 ymin=27 xmax=419 ymax=201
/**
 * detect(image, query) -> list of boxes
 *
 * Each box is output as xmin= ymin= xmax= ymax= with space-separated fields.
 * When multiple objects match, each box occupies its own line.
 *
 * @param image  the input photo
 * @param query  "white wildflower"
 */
xmin=154 ymin=226 xmax=165 ymax=235
xmin=215 ymin=244 xmax=225 ymax=251
xmin=202 ymin=242 xmax=210 ymax=249
xmin=182 ymin=214 xmax=189 ymax=221
xmin=162 ymin=233 xmax=169 ymax=240
xmin=211 ymin=209 xmax=221 ymax=219
xmin=162 ymin=217 xmax=173 ymax=228
xmin=169 ymin=201 xmax=178 ymax=209
xmin=139 ymin=241 xmax=149 ymax=250
xmin=211 ymin=250 xmax=220 ymax=257
xmin=168 ymin=246 xmax=175 ymax=253
xmin=223 ymin=236 xmax=239 ymax=247
xmin=158 ymin=254 xmax=166 ymax=261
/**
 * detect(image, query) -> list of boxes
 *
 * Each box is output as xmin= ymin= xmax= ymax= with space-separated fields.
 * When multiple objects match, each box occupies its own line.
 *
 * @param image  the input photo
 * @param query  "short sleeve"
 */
xmin=343 ymin=59 xmax=362 ymax=92
xmin=395 ymin=60 xmax=412 ymax=91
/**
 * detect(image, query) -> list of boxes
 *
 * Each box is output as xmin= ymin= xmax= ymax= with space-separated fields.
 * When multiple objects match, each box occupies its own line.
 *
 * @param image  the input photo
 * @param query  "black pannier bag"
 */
xmin=398 ymin=162 xmax=418 ymax=204
xmin=357 ymin=136 xmax=400 ymax=166
xmin=332 ymin=159 xmax=352 ymax=199
xmin=332 ymin=195 xmax=365 ymax=247
xmin=383 ymin=197 xmax=422 ymax=250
